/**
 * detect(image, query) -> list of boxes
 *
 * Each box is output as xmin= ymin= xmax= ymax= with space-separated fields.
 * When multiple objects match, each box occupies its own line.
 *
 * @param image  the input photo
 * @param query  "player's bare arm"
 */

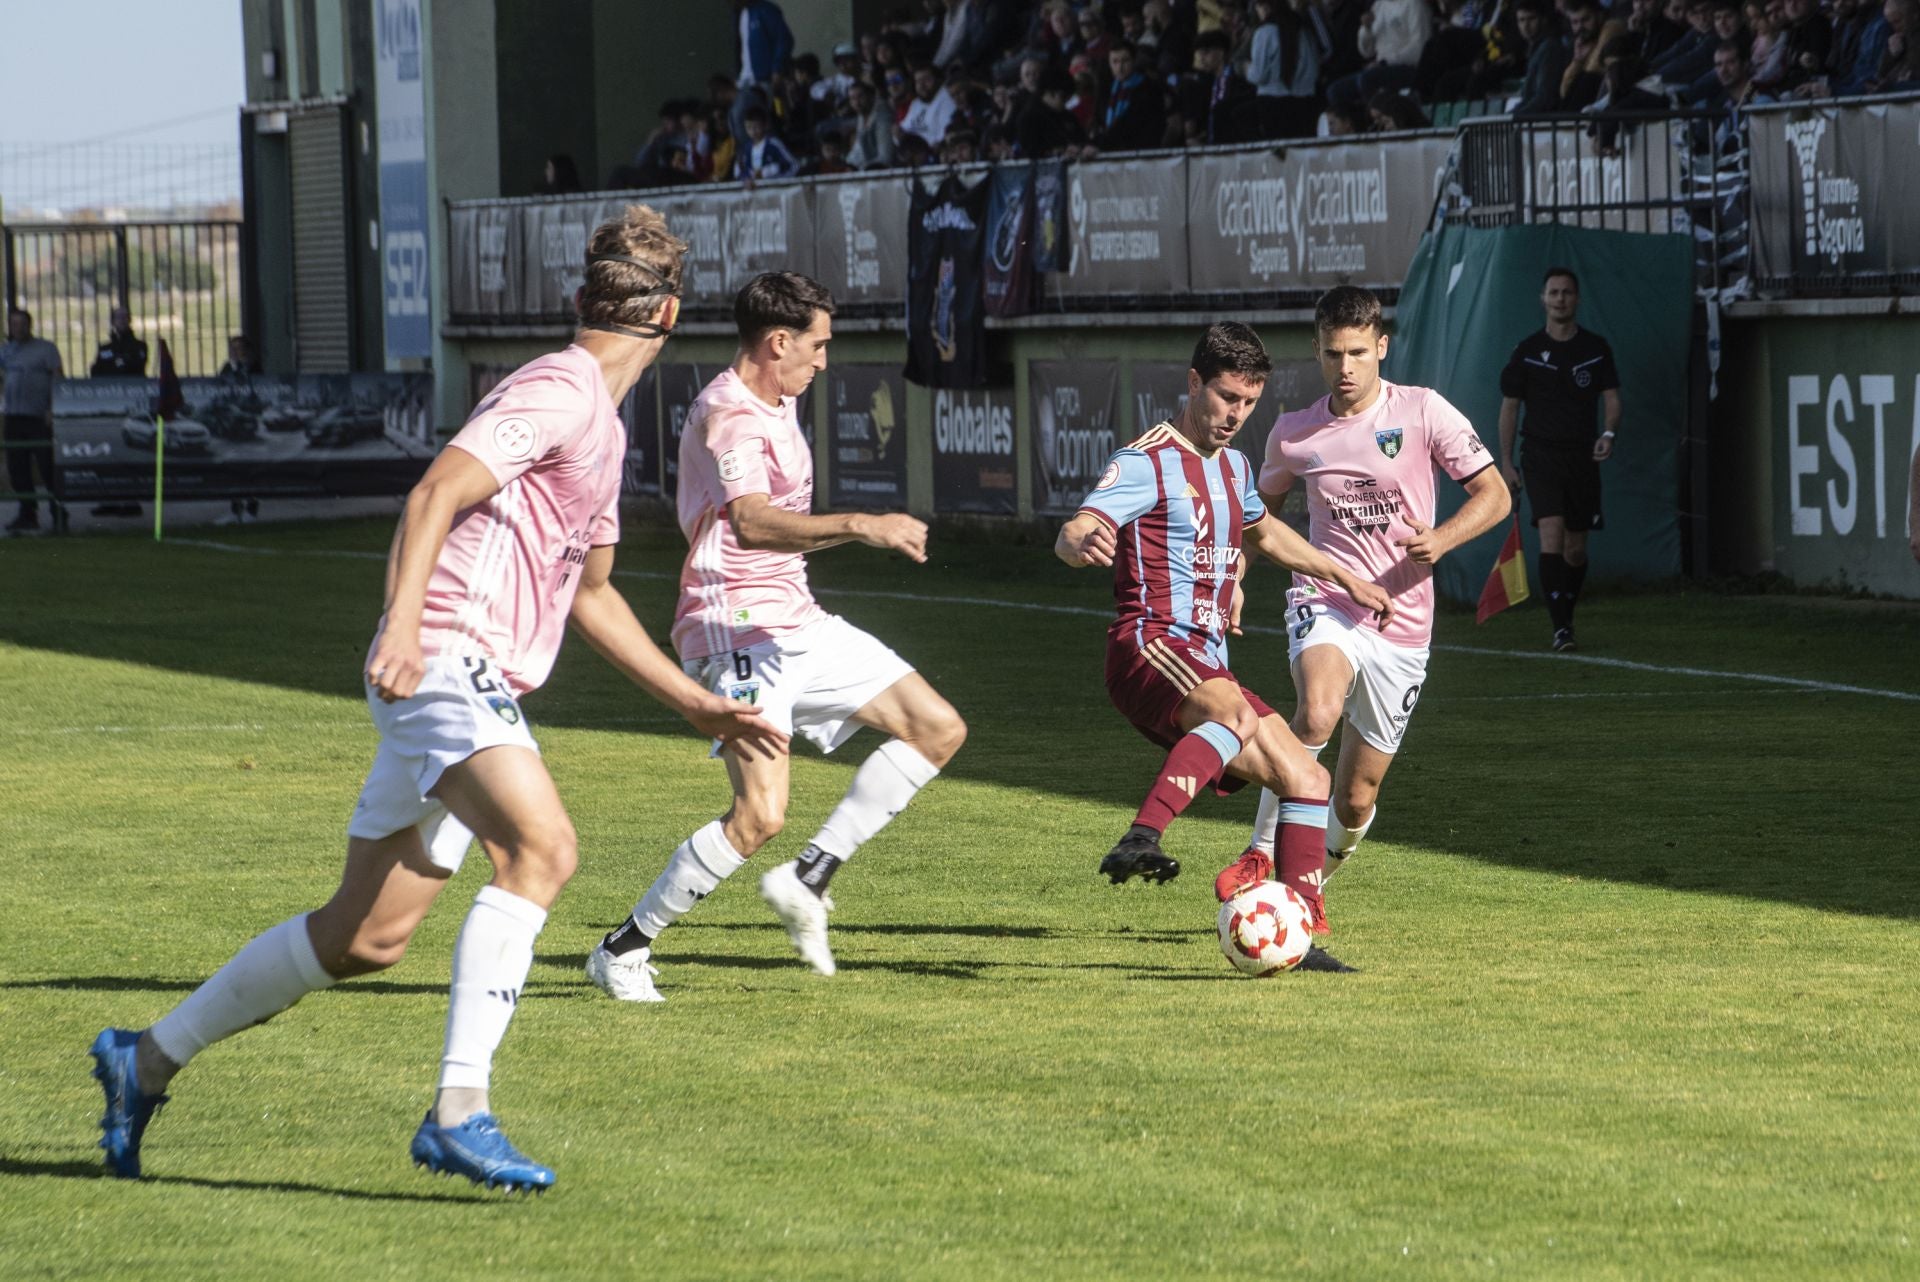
xmin=1055 ymin=511 xmax=1117 ymax=567
xmin=1244 ymin=512 xmax=1394 ymax=627
xmin=567 ymin=545 xmax=790 ymax=758
xmin=1394 ymin=467 xmax=1512 ymax=565
xmin=1593 ymin=387 xmax=1622 ymax=461
xmin=367 ymin=446 xmax=503 ymax=703
xmin=1498 ymin=396 xmax=1522 ymax=487
xmin=728 ymin=493 xmax=928 ymax=562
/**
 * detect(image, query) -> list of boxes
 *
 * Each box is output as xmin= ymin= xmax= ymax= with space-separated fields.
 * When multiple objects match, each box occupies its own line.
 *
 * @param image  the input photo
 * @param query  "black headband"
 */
xmin=586 ymin=251 xmax=680 ymax=297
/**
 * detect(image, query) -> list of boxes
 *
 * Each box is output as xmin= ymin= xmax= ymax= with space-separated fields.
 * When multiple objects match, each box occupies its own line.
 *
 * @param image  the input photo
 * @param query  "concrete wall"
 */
xmin=424 ymin=0 xmax=501 ymax=426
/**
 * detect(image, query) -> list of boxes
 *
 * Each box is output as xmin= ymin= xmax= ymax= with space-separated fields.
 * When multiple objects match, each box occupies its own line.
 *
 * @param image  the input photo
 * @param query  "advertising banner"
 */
xmin=1762 ymin=319 xmax=1920 ymax=597
xmin=54 ymin=374 xmax=435 ymax=500
xmin=656 ymin=363 xmax=713 ymax=499
xmin=1057 ymin=154 xmax=1186 ymax=298
xmin=1030 ymin=359 xmax=1120 ymax=516
xmin=905 ymin=173 xmax=990 ymax=389
xmin=374 ymin=0 xmax=431 ymax=360
xmin=1128 ymin=358 xmax=1322 ymax=479
xmin=1749 ymin=99 xmax=1920 ymax=288
xmin=826 ymin=364 xmax=908 ymax=508
xmin=621 ymin=365 xmax=662 ymax=497
xmin=1187 ymin=137 xmax=1453 ymax=294
xmin=930 ymin=386 xmax=1017 ymax=514
xmin=814 ymin=175 xmax=911 ymax=307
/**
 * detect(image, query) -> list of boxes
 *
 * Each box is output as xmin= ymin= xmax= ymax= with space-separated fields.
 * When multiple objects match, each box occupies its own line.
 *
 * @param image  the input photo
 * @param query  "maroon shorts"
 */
xmin=1105 ymin=633 xmax=1274 ymax=792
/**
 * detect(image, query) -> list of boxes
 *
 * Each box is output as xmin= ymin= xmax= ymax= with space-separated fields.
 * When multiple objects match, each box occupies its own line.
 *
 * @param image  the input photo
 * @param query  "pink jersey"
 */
xmin=671 ymin=368 xmax=827 ymax=660
xmin=1260 ymin=380 xmax=1492 ymax=649
xmin=402 ymin=345 xmax=624 ymax=695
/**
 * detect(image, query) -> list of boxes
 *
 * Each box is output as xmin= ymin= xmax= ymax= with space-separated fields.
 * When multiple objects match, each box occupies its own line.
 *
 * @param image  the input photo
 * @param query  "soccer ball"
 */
xmin=1217 ymin=881 xmax=1314 ymax=976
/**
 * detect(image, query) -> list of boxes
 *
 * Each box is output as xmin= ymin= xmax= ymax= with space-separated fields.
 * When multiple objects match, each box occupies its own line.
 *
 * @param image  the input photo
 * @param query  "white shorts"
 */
xmin=684 ymin=614 xmax=915 ymax=754
xmin=346 ymin=654 xmax=539 ymax=872
xmin=1285 ymin=597 xmax=1429 ymax=755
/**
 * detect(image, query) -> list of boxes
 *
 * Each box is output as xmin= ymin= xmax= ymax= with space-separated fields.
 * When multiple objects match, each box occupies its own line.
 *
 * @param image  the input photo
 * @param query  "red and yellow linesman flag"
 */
xmin=1475 ymin=514 xmax=1530 ymax=623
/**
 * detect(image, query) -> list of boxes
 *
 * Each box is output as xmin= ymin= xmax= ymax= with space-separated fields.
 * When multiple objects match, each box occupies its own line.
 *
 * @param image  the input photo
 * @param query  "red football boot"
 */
xmin=1212 ymin=847 xmax=1273 ymax=903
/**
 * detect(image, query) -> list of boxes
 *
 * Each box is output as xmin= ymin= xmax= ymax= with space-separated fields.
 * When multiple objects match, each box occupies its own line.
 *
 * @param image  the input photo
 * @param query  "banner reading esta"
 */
xmin=374 ymin=0 xmax=431 ymax=363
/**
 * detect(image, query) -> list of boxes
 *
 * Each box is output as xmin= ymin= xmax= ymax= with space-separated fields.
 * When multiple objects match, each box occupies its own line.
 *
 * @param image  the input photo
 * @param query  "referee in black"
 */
xmin=1497 ymin=267 xmax=1621 ymax=651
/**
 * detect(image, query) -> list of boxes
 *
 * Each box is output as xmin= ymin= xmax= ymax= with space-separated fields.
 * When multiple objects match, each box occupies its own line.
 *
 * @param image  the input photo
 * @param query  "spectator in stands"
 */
xmin=1143 ymin=0 xmax=1193 ymax=75
xmin=1324 ymin=101 xmax=1375 ymax=133
xmin=1772 ymin=0 xmax=1833 ymax=89
xmin=1078 ymin=6 xmax=1115 ymax=62
xmin=734 ymin=105 xmax=798 ymax=180
xmin=1797 ymin=0 xmax=1879 ymax=95
xmin=1512 ymin=0 xmax=1572 ymax=112
xmin=709 ymin=107 xmax=738 ymax=182
xmin=1041 ymin=1 xmax=1082 ymax=66
xmin=537 ymin=154 xmax=583 ymax=195
xmin=1747 ymin=1 xmax=1791 ymax=87
xmin=1067 ymin=61 xmax=1102 ymax=130
xmin=2 ymin=308 xmax=65 ymax=536
xmin=1559 ymin=0 xmax=1627 ymax=108
xmin=845 ymin=80 xmax=897 ymax=168
xmin=815 ymin=41 xmax=863 ymax=111
xmin=1433 ymin=0 xmax=1529 ymax=101
xmin=1629 ymin=0 xmax=1688 ymax=65
xmin=884 ymin=67 xmax=915 ymax=125
xmin=983 ymin=122 xmax=1018 ymax=159
xmin=1097 ymin=40 xmax=1168 ymax=149
xmin=1248 ymin=0 xmax=1323 ymax=138
xmin=1329 ymin=0 xmax=1436 ymax=107
xmin=897 ymin=130 xmax=936 ymax=166
xmin=1369 ymin=88 xmax=1433 ymax=128
xmin=777 ymin=57 xmax=824 ymax=147
xmin=1588 ymin=46 xmax=1668 ymax=152
xmin=1703 ymin=35 xmax=1774 ymax=154
xmin=735 ymin=0 xmax=795 ymax=94
xmin=942 ymin=126 xmax=981 ymax=163
xmin=1017 ymin=67 xmax=1087 ymax=154
xmin=1181 ymin=29 xmax=1255 ymax=144
xmin=1651 ymin=0 xmax=1721 ymax=86
xmin=932 ymin=0 xmax=987 ymax=70
xmin=800 ymin=131 xmax=854 ymax=175
xmin=1866 ymin=0 xmax=1919 ymax=90
xmin=902 ymin=63 xmax=959 ymax=145
xmin=90 ymin=307 xmax=148 ymax=378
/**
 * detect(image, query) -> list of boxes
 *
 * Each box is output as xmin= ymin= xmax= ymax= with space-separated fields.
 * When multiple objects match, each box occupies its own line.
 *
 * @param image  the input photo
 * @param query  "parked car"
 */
xmin=122 ymin=414 xmax=214 ymax=455
xmin=262 ymin=404 xmax=316 ymax=433
xmin=304 ymin=405 xmax=387 ymax=449
xmin=197 ymin=394 xmax=265 ymax=442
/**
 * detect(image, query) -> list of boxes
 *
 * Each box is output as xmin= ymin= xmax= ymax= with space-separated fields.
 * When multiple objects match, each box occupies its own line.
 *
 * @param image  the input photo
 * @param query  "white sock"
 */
xmin=1325 ymin=806 xmax=1376 ymax=877
xmin=1248 ymin=742 xmax=1325 ymax=855
xmin=438 ymin=886 xmax=547 ymax=1098
xmin=148 ymin=915 xmax=335 ymax=1068
xmin=633 ymin=820 xmax=745 ymax=940
xmin=811 ymin=739 xmax=940 ymax=858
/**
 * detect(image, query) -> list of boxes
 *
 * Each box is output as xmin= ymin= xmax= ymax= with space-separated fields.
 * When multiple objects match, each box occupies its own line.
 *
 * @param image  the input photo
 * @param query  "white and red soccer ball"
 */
xmin=1216 ymin=881 xmax=1314 ymax=976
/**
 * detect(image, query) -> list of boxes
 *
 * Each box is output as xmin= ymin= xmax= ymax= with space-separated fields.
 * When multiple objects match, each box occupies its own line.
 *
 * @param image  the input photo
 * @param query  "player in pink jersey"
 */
xmin=1227 ymin=286 xmax=1509 ymax=908
xmin=87 ymin=207 xmax=783 ymax=1193
xmin=587 ymin=272 xmax=965 ymax=996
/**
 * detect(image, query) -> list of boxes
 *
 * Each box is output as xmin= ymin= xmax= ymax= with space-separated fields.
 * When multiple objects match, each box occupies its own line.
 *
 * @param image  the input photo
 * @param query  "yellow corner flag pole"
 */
xmin=153 ymin=415 xmax=165 ymax=541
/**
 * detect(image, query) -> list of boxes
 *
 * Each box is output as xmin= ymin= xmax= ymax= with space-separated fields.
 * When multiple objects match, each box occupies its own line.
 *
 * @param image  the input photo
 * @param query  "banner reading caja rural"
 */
xmin=1186 ymin=137 xmax=1453 ymax=295
xmin=827 ymin=364 xmax=908 ymax=509
xmin=1749 ymin=98 xmax=1920 ymax=290
xmin=931 ymin=386 xmax=1017 ymax=514
xmin=54 ymin=374 xmax=434 ymax=500
xmin=1030 ymin=360 xmax=1120 ymax=516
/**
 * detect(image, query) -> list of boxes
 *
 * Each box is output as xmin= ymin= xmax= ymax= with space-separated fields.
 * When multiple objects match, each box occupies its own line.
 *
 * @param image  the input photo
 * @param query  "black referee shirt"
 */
xmin=1498 ymin=327 xmax=1619 ymax=449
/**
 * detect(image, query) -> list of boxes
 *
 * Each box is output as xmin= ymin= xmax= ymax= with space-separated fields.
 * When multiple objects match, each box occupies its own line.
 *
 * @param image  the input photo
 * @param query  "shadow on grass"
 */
xmin=0 ymin=977 xmax=571 ymax=999
xmin=0 ymin=1155 xmax=490 ymax=1204
xmin=10 ymin=529 xmax=1920 ymax=924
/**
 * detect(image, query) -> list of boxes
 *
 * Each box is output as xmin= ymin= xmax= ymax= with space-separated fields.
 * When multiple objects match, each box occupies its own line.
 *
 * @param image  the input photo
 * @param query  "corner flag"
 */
xmin=1475 ymin=514 xmax=1530 ymax=623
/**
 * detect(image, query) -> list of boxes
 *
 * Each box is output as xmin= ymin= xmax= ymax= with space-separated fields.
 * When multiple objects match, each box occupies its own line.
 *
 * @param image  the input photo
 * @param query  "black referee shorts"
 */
xmin=1521 ymin=443 xmax=1604 ymax=532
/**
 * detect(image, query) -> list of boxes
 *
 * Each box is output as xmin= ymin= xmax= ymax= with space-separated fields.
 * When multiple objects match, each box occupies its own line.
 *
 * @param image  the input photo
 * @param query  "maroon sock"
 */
xmin=1276 ymin=796 xmax=1331 ymax=925
xmin=1131 ymin=722 xmax=1242 ymax=833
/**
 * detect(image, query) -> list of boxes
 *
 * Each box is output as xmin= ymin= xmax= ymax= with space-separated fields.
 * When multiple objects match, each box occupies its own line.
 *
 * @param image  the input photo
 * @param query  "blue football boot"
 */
xmin=90 ymin=1028 xmax=168 ymax=1178
xmin=410 ymin=1111 xmax=555 ymax=1193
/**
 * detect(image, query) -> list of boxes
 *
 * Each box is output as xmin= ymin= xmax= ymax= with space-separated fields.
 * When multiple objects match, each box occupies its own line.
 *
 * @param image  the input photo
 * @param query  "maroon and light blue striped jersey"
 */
xmin=1076 ymin=423 xmax=1267 ymax=669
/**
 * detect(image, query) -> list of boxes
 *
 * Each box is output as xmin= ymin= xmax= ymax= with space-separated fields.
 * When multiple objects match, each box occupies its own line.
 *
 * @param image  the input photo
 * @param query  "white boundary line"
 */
xmin=163 ymin=538 xmax=1920 ymax=704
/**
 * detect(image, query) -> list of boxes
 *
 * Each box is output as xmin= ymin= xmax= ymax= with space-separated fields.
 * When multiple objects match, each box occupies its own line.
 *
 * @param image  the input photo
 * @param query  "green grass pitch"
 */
xmin=2 ymin=520 xmax=1917 ymax=1280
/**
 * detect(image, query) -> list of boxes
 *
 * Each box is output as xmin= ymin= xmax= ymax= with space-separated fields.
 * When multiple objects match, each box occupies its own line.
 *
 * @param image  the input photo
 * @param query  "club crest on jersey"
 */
xmin=487 ymin=696 xmax=522 ymax=726
xmin=718 ymin=449 xmax=745 ymax=483
xmin=1095 ymin=461 xmax=1121 ymax=490
xmin=1375 ymin=428 xmax=1403 ymax=459
xmin=725 ymin=682 xmax=761 ymax=705
xmin=492 ymin=417 xmax=536 ymax=460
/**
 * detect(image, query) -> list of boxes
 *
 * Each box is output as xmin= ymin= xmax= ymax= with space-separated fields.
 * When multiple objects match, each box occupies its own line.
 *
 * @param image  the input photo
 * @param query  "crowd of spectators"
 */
xmin=585 ymin=0 xmax=1919 ymax=189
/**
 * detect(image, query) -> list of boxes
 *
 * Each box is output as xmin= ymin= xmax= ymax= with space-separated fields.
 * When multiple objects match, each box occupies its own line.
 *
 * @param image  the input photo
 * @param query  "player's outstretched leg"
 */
xmin=589 ymin=821 xmax=746 ymax=1001
xmin=1104 ymin=697 xmax=1249 ymax=885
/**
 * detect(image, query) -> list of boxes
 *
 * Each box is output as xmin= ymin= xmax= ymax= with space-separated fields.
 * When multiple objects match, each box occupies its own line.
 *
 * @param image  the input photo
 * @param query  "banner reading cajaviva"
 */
xmin=1749 ymin=98 xmax=1920 ymax=290
xmin=1030 ymin=360 xmax=1120 ymax=516
xmin=827 ymin=364 xmax=909 ymax=509
xmin=1760 ymin=316 xmax=1920 ymax=598
xmin=1187 ymin=137 xmax=1453 ymax=295
xmin=931 ymin=386 xmax=1017 ymax=515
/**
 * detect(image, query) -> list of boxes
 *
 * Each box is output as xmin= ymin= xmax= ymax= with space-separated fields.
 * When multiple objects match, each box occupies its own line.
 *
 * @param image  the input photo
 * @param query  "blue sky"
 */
xmin=1 ymin=0 xmax=246 ymax=147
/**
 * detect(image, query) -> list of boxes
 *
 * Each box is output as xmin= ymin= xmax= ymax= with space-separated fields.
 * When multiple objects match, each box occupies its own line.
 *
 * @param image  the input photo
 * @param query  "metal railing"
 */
xmin=1443 ymin=108 xmax=1747 ymax=298
xmin=3 ymin=220 xmax=245 ymax=377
